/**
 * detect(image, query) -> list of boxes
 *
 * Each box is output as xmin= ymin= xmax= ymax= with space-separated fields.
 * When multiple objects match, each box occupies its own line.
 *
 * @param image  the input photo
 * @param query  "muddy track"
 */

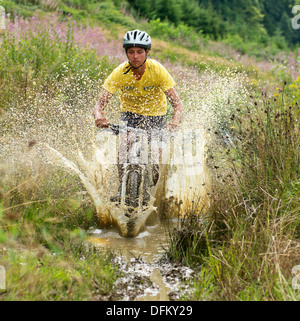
xmin=102 ymin=256 xmax=194 ymax=301
xmin=87 ymin=225 xmax=194 ymax=301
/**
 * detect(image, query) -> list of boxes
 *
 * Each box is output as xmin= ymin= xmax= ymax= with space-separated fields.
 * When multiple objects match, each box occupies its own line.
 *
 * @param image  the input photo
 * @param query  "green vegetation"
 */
xmin=1 ymin=0 xmax=137 ymax=27
xmin=0 ymin=167 xmax=119 ymax=300
xmin=129 ymin=0 xmax=300 ymax=58
xmin=0 ymin=18 xmax=113 ymax=110
xmin=2 ymin=0 xmax=300 ymax=59
xmin=1 ymin=240 xmax=118 ymax=300
xmin=0 ymin=12 xmax=120 ymax=300
xmin=166 ymin=86 xmax=300 ymax=300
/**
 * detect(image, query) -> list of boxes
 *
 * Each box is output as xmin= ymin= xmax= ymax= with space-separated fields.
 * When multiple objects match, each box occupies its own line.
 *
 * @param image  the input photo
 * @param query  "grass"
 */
xmin=0 ymin=166 xmax=121 ymax=300
xmin=167 ymin=87 xmax=300 ymax=301
xmin=0 ymin=243 xmax=118 ymax=300
xmin=0 ymin=15 xmax=123 ymax=300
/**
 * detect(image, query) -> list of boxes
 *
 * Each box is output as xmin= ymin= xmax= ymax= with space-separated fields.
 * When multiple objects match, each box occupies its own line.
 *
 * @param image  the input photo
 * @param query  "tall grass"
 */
xmin=0 ymin=165 xmax=120 ymax=300
xmin=167 ymin=86 xmax=300 ymax=301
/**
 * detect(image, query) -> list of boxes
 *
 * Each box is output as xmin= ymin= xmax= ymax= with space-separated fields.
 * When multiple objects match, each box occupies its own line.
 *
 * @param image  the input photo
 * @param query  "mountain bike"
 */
xmin=107 ymin=123 xmax=160 ymax=211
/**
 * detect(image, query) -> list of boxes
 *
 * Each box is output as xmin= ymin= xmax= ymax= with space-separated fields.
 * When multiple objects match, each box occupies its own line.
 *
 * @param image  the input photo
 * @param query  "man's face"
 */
xmin=126 ymin=47 xmax=148 ymax=68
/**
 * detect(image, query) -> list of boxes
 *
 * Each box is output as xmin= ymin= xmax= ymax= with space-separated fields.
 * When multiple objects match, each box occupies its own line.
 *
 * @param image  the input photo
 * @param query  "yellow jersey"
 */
xmin=102 ymin=59 xmax=175 ymax=116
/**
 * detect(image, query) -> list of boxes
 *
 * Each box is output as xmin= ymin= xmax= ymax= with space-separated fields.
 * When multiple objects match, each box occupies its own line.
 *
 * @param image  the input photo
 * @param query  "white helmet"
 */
xmin=123 ymin=30 xmax=151 ymax=49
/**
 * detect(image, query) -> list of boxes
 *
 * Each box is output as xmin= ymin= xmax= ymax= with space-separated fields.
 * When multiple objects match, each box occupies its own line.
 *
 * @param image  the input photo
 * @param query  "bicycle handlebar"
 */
xmin=107 ymin=123 xmax=120 ymax=135
xmin=105 ymin=123 xmax=178 ymax=137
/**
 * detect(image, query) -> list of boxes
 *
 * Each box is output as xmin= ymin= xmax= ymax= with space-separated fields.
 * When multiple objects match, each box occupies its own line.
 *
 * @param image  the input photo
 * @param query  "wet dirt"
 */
xmin=86 ymin=219 xmax=194 ymax=301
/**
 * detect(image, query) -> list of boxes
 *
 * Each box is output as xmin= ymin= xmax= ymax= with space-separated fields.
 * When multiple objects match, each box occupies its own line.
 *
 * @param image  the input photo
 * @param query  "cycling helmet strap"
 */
xmin=123 ymin=54 xmax=148 ymax=75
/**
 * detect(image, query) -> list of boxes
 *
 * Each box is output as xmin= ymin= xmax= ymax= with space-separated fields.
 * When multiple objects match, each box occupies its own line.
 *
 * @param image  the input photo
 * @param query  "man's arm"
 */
xmin=94 ymin=89 xmax=113 ymax=128
xmin=164 ymin=87 xmax=183 ymax=131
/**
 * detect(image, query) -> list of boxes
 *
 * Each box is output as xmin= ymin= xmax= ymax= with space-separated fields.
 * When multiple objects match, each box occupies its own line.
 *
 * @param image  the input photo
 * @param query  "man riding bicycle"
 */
xmin=94 ymin=29 xmax=183 ymax=203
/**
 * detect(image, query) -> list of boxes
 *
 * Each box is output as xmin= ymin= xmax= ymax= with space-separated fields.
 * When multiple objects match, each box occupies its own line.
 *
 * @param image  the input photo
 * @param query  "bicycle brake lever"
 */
xmin=107 ymin=123 xmax=120 ymax=135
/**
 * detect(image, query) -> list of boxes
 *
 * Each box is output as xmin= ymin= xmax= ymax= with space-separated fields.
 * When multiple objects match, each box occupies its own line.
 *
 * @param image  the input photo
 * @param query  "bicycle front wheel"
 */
xmin=127 ymin=170 xmax=140 ymax=208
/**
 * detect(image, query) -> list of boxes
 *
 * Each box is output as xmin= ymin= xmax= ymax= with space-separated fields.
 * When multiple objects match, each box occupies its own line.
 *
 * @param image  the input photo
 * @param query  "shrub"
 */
xmin=147 ymin=18 xmax=206 ymax=51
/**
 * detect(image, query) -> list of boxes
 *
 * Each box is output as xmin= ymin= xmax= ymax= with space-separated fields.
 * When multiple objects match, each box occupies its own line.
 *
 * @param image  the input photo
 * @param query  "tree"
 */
xmin=154 ymin=0 xmax=182 ymax=26
xmin=126 ymin=0 xmax=300 ymax=46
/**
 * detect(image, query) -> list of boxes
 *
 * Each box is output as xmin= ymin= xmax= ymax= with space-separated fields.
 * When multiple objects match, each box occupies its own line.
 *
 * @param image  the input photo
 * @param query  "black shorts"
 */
xmin=119 ymin=112 xmax=166 ymax=165
xmin=120 ymin=111 xmax=166 ymax=131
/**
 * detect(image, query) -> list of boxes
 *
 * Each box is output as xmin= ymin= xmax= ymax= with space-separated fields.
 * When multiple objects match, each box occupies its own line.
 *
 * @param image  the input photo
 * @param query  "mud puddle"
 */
xmin=86 ymin=220 xmax=194 ymax=301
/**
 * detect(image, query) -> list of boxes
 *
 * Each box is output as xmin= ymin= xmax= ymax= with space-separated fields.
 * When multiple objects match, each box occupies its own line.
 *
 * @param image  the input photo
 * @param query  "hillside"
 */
xmin=2 ymin=0 xmax=300 ymax=57
xmin=1 ymin=0 xmax=299 ymax=88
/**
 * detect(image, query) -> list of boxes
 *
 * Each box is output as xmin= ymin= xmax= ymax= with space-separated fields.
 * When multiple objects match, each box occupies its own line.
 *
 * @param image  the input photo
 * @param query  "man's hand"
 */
xmin=164 ymin=88 xmax=183 ymax=131
xmin=94 ymin=89 xmax=113 ymax=128
xmin=95 ymin=116 xmax=109 ymax=128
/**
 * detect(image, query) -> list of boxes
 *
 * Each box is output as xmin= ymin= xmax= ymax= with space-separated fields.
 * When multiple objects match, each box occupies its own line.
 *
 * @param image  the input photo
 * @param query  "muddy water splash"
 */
xmin=1 ymin=60 xmax=250 ymax=222
xmin=0 ymin=63 xmax=249 ymax=234
xmin=42 ymin=122 xmax=210 ymax=237
xmin=0 ymin=20 xmax=250 ymax=233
